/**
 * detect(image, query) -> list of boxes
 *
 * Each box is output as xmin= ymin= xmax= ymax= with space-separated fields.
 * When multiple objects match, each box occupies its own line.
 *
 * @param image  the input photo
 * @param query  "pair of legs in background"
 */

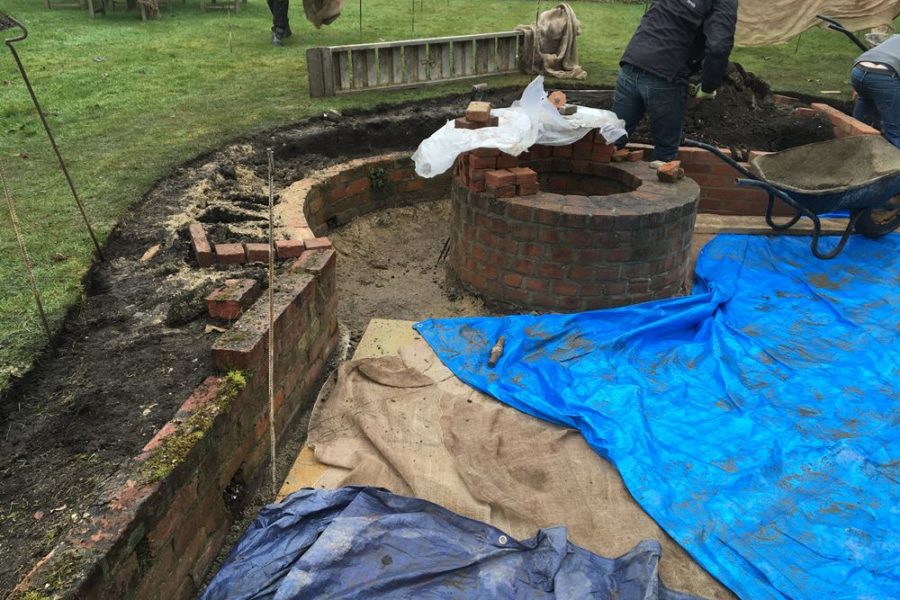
xmin=612 ymin=63 xmax=689 ymax=163
xmin=851 ymin=65 xmax=900 ymax=148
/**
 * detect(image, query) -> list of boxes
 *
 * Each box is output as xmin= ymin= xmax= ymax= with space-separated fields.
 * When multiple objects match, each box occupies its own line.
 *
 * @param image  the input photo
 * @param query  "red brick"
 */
xmin=470 ymin=155 xmax=498 ymax=170
xmin=552 ymin=145 xmax=574 ymax=158
xmin=491 ymin=185 xmax=516 ymax=199
xmin=469 ymin=180 xmax=486 ymax=192
xmin=517 ymin=182 xmax=539 ymax=196
xmin=455 ymin=116 xmax=499 ymax=129
xmin=507 ymin=167 xmax=537 ymax=185
xmin=657 ymin=161 xmax=685 ymax=183
xmin=472 ymin=147 xmax=501 ymax=157
xmin=465 ymin=101 xmax=493 ymax=123
xmin=793 ymin=107 xmax=818 ymax=119
xmin=215 ymin=243 xmax=246 ymax=265
xmin=502 ymin=273 xmax=523 ymax=288
xmin=627 ymin=150 xmax=644 ymax=162
xmin=611 ymin=148 xmax=631 ymax=162
xmin=485 ymin=169 xmax=516 ymax=189
xmin=189 ymin=223 xmax=214 ymax=267
xmin=206 ymin=278 xmax=261 ymax=321
xmin=345 ymin=178 xmax=370 ymax=195
xmin=497 ymin=153 xmax=518 ymax=168
xmin=244 ymin=243 xmax=272 ymax=263
xmin=276 ymin=239 xmax=305 ymax=259
xmin=552 ymin=281 xmax=578 ymax=295
xmin=388 ymin=168 xmax=415 ymax=182
xmin=591 ymin=145 xmax=614 ymax=163
xmin=305 ymin=237 xmax=332 ymax=251
xmin=524 ymin=277 xmax=548 ymax=292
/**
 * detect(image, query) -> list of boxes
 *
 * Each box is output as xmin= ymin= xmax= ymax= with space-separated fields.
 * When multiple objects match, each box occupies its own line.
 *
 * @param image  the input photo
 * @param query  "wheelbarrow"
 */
xmin=683 ymin=136 xmax=900 ymax=259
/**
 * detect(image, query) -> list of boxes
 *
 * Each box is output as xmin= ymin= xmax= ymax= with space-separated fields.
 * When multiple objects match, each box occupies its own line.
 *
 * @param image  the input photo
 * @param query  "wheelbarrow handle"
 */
xmin=735 ymin=178 xmax=814 ymax=217
xmin=681 ymin=138 xmax=757 ymax=180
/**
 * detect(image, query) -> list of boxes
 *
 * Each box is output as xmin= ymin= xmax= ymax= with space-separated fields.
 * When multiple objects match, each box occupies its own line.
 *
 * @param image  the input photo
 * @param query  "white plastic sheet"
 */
xmin=412 ymin=76 xmax=626 ymax=178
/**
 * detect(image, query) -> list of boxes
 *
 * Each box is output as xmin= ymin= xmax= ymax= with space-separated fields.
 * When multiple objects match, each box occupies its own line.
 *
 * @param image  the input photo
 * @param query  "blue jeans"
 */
xmin=851 ymin=65 xmax=900 ymax=148
xmin=612 ymin=63 xmax=689 ymax=161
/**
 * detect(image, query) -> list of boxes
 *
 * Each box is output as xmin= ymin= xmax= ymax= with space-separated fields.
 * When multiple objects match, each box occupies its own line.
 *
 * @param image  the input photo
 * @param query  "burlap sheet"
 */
xmin=307 ymin=338 xmax=735 ymax=600
xmin=737 ymin=0 xmax=900 ymax=46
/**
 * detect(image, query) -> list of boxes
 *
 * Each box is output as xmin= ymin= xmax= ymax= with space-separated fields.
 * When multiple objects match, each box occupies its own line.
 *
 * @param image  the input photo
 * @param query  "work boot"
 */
xmin=272 ymin=28 xmax=290 ymax=46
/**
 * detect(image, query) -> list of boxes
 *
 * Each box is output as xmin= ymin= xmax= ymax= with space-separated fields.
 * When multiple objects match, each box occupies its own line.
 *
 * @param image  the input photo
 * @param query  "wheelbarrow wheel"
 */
xmin=855 ymin=195 xmax=900 ymax=238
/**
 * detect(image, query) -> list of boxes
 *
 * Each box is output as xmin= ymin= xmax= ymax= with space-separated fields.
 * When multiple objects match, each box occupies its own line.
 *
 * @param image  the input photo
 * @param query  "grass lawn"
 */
xmin=0 ymin=0 xmax=864 ymax=391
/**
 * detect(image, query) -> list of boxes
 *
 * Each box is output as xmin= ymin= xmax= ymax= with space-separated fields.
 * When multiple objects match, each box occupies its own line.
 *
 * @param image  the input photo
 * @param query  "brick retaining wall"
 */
xmin=12 ymin=251 xmax=338 ymax=600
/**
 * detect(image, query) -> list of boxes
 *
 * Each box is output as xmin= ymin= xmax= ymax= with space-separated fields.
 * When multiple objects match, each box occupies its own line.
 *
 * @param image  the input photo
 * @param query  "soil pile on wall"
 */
xmin=571 ymin=63 xmax=836 ymax=151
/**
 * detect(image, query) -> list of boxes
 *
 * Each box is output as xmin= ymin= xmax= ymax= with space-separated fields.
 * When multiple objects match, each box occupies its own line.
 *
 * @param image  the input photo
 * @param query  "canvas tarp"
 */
xmin=303 ymin=0 xmax=342 ymax=28
xmin=306 ymin=344 xmax=734 ymax=599
xmin=736 ymin=0 xmax=900 ymax=46
xmin=517 ymin=3 xmax=587 ymax=79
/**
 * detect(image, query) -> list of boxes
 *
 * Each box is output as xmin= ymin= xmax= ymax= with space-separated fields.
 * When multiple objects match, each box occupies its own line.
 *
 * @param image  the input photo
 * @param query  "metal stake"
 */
xmin=0 ymin=161 xmax=53 ymax=347
xmin=267 ymin=148 xmax=277 ymax=498
xmin=2 ymin=13 xmax=104 ymax=261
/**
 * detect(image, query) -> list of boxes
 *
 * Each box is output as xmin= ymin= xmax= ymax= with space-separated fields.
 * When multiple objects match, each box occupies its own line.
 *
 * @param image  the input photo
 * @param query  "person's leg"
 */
xmin=641 ymin=74 xmax=689 ymax=162
xmin=860 ymin=70 xmax=900 ymax=148
xmin=612 ymin=64 xmax=647 ymax=149
xmin=267 ymin=0 xmax=290 ymax=42
xmin=851 ymin=66 xmax=881 ymax=129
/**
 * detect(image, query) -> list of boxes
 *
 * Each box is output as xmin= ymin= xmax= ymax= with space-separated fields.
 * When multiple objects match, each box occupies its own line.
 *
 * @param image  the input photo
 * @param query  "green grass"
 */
xmin=0 ymin=0 xmax=863 ymax=390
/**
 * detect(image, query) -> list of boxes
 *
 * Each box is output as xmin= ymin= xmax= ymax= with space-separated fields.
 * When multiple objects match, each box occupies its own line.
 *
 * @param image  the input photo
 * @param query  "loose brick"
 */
xmin=793 ymin=107 xmax=818 ymax=119
xmin=207 ymin=278 xmax=261 ymax=321
xmin=496 ymin=153 xmax=518 ymax=168
xmin=517 ymin=182 xmax=539 ymax=196
xmin=215 ymin=243 xmax=246 ymax=266
xmin=276 ymin=239 xmax=305 ymax=259
xmin=657 ymin=161 xmax=685 ymax=183
xmin=465 ymin=101 xmax=493 ymax=123
xmin=455 ymin=116 xmax=499 ymax=129
xmin=189 ymin=223 xmax=214 ymax=267
xmin=591 ymin=144 xmax=615 ymax=163
xmin=611 ymin=148 xmax=632 ymax=162
xmin=485 ymin=169 xmax=516 ymax=189
xmin=305 ymin=237 xmax=333 ymax=251
xmin=470 ymin=155 xmax=498 ymax=170
xmin=245 ymin=243 xmax=272 ymax=263
xmin=491 ymin=185 xmax=517 ymax=198
xmin=507 ymin=167 xmax=537 ymax=185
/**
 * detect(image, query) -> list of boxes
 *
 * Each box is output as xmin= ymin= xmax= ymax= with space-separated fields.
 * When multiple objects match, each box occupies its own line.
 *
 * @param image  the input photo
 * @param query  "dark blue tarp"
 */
xmin=200 ymin=487 xmax=699 ymax=600
xmin=416 ymin=234 xmax=900 ymax=600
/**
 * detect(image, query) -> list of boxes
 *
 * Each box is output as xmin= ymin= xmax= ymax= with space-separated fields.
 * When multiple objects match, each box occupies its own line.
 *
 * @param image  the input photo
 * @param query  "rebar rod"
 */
xmin=0 ymin=160 xmax=53 ymax=346
xmin=3 ymin=14 xmax=104 ymax=260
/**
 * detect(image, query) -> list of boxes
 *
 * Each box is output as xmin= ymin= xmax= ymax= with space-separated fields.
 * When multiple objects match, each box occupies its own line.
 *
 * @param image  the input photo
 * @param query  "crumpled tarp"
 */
xmin=200 ymin=487 xmax=702 ymax=600
xmin=306 ymin=349 xmax=733 ymax=598
xmin=416 ymin=234 xmax=900 ymax=600
xmin=412 ymin=76 xmax=625 ymax=178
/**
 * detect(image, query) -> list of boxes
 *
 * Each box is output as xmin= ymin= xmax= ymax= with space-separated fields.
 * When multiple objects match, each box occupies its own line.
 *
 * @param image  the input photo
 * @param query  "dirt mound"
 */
xmin=568 ymin=63 xmax=835 ymax=151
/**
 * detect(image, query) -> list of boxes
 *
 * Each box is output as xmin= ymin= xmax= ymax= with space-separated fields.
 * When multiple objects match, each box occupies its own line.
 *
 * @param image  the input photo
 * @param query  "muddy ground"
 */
xmin=0 ymin=78 xmax=844 ymax=593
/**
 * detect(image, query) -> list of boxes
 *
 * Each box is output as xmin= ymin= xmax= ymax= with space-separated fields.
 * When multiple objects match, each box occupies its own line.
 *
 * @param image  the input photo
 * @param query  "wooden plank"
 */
xmin=335 ymin=50 xmax=351 ymax=91
xmin=328 ymin=31 xmax=521 ymax=52
xmin=475 ymin=38 xmax=492 ymax=74
xmin=306 ymin=48 xmax=326 ymax=98
xmin=406 ymin=45 xmax=420 ymax=82
xmin=321 ymin=49 xmax=336 ymax=96
xmin=497 ymin=37 xmax=513 ymax=72
xmin=351 ymin=49 xmax=367 ymax=89
xmin=379 ymin=48 xmax=394 ymax=85
xmin=392 ymin=46 xmax=404 ymax=84
xmin=452 ymin=41 xmax=466 ymax=77
xmin=463 ymin=41 xmax=475 ymax=76
xmin=416 ymin=44 xmax=428 ymax=81
xmin=432 ymin=42 xmax=450 ymax=80
xmin=365 ymin=49 xmax=377 ymax=88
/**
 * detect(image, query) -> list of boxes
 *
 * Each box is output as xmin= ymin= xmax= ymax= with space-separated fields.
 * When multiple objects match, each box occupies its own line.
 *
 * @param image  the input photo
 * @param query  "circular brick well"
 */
xmin=449 ymin=141 xmax=701 ymax=312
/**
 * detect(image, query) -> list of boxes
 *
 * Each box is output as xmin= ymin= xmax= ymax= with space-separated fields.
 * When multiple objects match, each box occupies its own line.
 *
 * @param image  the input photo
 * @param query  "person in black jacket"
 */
xmin=613 ymin=0 xmax=738 ymax=166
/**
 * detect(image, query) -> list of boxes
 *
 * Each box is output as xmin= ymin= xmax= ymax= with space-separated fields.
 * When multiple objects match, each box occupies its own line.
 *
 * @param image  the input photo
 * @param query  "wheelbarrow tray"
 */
xmin=750 ymin=135 xmax=900 ymax=214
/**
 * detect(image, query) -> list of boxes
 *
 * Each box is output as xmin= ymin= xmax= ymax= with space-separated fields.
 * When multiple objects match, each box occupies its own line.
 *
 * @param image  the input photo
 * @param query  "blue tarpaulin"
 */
xmin=416 ymin=234 xmax=900 ymax=600
xmin=200 ymin=487 xmax=699 ymax=600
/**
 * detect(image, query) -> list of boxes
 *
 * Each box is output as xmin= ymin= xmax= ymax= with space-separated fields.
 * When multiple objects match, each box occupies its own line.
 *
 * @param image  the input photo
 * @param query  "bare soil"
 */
xmin=0 ymin=77 xmax=842 ymax=594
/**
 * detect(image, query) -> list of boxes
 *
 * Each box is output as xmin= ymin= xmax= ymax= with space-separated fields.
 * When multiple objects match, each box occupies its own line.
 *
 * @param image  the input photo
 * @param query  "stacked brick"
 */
xmin=188 ymin=226 xmax=327 ymax=268
xmin=448 ymin=134 xmax=701 ymax=312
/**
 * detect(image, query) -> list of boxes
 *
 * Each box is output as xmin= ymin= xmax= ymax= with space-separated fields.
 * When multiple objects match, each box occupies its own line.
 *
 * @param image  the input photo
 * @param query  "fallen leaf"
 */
xmin=205 ymin=325 xmax=227 ymax=334
xmin=140 ymin=244 xmax=161 ymax=261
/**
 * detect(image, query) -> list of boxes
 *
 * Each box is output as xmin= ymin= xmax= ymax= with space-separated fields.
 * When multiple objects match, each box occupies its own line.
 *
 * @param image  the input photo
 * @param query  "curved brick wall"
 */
xmin=449 ymin=141 xmax=700 ymax=312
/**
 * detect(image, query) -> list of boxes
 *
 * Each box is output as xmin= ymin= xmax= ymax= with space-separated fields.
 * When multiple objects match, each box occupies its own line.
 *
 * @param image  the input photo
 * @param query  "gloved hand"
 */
xmin=696 ymin=88 xmax=717 ymax=100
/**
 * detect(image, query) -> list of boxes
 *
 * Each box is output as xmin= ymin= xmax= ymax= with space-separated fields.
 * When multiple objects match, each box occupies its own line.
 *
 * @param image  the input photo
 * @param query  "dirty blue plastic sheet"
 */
xmin=200 ymin=487 xmax=699 ymax=600
xmin=416 ymin=234 xmax=900 ymax=600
